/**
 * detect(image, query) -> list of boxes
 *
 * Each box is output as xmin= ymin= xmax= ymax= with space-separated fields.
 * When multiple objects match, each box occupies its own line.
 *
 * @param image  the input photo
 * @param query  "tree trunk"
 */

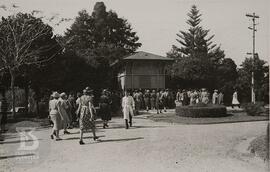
xmin=24 ymin=84 xmax=29 ymax=113
xmin=10 ymin=70 xmax=16 ymax=118
xmin=34 ymin=87 xmax=40 ymax=117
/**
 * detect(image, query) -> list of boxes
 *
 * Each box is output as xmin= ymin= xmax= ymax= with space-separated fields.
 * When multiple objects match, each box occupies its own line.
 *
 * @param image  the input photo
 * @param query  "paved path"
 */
xmin=0 ymin=115 xmax=268 ymax=172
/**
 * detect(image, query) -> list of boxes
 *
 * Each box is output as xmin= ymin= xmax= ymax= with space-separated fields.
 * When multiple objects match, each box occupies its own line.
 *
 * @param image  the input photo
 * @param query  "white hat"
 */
xmin=52 ymin=92 xmax=60 ymax=98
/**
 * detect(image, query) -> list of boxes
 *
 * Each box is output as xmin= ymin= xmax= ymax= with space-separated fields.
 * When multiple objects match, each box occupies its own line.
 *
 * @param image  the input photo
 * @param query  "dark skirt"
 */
xmin=99 ymin=103 xmax=111 ymax=121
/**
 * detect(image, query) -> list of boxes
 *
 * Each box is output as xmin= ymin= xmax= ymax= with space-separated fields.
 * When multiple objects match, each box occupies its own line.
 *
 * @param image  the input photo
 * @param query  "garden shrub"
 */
xmin=242 ymin=102 xmax=266 ymax=116
xmin=176 ymin=104 xmax=227 ymax=118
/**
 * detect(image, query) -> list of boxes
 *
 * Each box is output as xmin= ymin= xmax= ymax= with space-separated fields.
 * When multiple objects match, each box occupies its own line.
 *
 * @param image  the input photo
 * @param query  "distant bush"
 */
xmin=176 ymin=104 xmax=227 ymax=118
xmin=242 ymin=102 xmax=266 ymax=116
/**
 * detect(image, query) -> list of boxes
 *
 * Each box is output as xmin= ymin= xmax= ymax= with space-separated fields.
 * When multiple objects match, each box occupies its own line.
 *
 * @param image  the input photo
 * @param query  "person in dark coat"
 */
xmin=99 ymin=90 xmax=111 ymax=128
xmin=182 ymin=89 xmax=189 ymax=106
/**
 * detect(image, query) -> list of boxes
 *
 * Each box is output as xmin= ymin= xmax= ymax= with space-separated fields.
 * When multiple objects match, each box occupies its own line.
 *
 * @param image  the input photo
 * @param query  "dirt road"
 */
xmin=0 ymin=115 xmax=268 ymax=172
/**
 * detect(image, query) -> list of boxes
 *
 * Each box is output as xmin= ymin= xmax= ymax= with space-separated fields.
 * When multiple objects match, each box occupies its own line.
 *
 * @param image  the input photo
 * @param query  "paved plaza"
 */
xmin=0 ymin=113 xmax=268 ymax=172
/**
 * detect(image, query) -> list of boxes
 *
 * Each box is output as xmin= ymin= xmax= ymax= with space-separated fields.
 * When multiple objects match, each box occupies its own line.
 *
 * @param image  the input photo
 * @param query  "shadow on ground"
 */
xmin=0 ymin=139 xmax=42 ymax=145
xmin=0 ymin=153 xmax=36 ymax=160
xmin=63 ymin=135 xmax=105 ymax=140
xmin=107 ymin=125 xmax=166 ymax=129
xmin=86 ymin=137 xmax=144 ymax=144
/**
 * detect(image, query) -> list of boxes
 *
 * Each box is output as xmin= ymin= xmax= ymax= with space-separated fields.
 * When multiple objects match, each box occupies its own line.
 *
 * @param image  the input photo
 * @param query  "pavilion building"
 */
xmin=117 ymin=51 xmax=173 ymax=90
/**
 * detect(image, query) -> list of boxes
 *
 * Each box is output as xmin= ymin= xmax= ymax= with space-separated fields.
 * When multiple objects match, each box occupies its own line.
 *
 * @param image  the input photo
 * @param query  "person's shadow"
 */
xmin=87 ymin=137 xmax=144 ymax=144
xmin=0 ymin=153 xmax=35 ymax=160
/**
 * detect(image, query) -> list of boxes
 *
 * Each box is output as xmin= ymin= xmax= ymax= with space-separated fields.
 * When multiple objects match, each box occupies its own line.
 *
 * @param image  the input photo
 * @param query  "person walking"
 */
xmin=122 ymin=91 xmax=135 ymax=129
xmin=232 ymin=90 xmax=240 ymax=108
xmin=99 ymin=89 xmax=111 ymax=129
xmin=78 ymin=88 xmax=98 ymax=145
xmin=143 ymin=90 xmax=150 ymax=112
xmin=49 ymin=92 xmax=63 ymax=141
xmin=58 ymin=93 xmax=71 ymax=134
xmin=0 ymin=90 xmax=8 ymax=133
xmin=67 ymin=93 xmax=76 ymax=128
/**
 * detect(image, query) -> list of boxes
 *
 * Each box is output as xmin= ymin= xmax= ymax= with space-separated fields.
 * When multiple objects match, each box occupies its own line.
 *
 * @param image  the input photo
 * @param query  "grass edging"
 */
xmin=147 ymin=112 xmax=269 ymax=125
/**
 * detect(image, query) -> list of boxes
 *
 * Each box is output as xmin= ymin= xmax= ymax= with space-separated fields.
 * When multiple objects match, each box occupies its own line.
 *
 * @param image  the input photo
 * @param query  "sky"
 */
xmin=1 ymin=0 xmax=269 ymax=66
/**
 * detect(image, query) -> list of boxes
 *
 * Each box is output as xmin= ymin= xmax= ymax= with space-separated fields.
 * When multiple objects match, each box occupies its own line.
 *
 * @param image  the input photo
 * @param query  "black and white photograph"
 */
xmin=0 ymin=0 xmax=269 ymax=171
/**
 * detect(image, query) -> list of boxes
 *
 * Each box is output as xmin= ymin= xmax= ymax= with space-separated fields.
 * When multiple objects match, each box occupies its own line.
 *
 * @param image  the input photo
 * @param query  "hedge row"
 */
xmin=175 ymin=105 xmax=227 ymax=118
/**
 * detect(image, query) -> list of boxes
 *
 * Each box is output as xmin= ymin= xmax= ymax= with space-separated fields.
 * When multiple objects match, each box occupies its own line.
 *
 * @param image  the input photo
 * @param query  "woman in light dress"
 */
xmin=77 ymin=88 xmax=98 ymax=145
xmin=212 ymin=89 xmax=219 ymax=104
xmin=49 ymin=92 xmax=62 ymax=141
xmin=201 ymin=88 xmax=209 ymax=104
xmin=232 ymin=90 xmax=240 ymax=108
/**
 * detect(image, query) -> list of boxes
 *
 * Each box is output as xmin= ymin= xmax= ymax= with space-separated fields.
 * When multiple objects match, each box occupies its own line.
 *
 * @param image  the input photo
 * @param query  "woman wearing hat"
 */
xmin=49 ymin=92 xmax=62 ymax=141
xmin=77 ymin=88 xmax=98 ymax=145
xmin=99 ymin=89 xmax=111 ymax=128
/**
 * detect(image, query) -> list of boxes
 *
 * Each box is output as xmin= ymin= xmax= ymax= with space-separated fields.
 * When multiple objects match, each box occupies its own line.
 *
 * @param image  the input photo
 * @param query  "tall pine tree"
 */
xmin=167 ymin=5 xmax=226 ymax=89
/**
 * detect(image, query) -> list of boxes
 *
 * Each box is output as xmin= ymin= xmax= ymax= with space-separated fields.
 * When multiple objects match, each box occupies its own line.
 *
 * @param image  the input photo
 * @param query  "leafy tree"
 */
xmin=64 ymin=2 xmax=141 ymax=89
xmin=0 ymin=13 xmax=61 ymax=116
xmin=215 ymin=58 xmax=238 ymax=104
xmin=167 ymin=5 xmax=226 ymax=89
xmin=236 ymin=55 xmax=269 ymax=103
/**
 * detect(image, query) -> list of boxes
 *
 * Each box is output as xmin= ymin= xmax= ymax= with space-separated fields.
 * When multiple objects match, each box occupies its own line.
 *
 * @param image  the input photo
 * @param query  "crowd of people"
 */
xmin=0 ymin=87 xmax=241 ymax=144
xmin=48 ymin=87 xmax=113 ymax=144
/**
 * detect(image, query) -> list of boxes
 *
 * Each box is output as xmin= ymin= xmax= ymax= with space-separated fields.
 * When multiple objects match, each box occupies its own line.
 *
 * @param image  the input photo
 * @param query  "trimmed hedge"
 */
xmin=176 ymin=104 xmax=227 ymax=118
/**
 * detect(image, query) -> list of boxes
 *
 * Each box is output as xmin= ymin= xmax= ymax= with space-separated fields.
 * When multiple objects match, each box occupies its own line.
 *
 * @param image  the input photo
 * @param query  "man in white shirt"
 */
xmin=122 ymin=91 xmax=135 ymax=129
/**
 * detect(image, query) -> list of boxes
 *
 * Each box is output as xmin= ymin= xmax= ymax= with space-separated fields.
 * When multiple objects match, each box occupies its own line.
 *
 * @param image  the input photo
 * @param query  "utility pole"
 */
xmin=246 ymin=12 xmax=259 ymax=103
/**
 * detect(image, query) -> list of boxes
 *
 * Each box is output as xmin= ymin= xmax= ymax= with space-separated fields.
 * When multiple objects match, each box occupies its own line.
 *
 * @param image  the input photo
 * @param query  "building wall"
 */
xmin=122 ymin=61 xmax=166 ymax=89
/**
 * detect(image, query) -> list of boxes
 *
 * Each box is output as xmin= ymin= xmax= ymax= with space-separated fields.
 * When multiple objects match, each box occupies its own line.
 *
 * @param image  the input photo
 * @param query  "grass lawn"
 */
xmin=147 ymin=111 xmax=269 ymax=125
xmin=248 ymin=134 xmax=269 ymax=161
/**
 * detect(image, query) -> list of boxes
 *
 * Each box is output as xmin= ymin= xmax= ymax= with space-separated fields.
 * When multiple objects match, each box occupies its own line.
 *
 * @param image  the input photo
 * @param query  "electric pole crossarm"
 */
xmin=246 ymin=13 xmax=259 ymax=18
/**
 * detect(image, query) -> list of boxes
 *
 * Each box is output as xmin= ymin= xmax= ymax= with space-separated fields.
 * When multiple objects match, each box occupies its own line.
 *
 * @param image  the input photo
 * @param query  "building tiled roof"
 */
xmin=123 ymin=51 xmax=174 ymax=61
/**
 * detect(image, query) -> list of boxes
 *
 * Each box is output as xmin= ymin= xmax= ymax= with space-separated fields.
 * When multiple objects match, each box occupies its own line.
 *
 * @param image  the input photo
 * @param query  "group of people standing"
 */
xmin=133 ymin=89 xmax=174 ymax=114
xmin=175 ymin=88 xmax=241 ymax=108
xmin=49 ymin=87 xmax=113 ymax=145
xmin=175 ymin=88 xmax=224 ymax=106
